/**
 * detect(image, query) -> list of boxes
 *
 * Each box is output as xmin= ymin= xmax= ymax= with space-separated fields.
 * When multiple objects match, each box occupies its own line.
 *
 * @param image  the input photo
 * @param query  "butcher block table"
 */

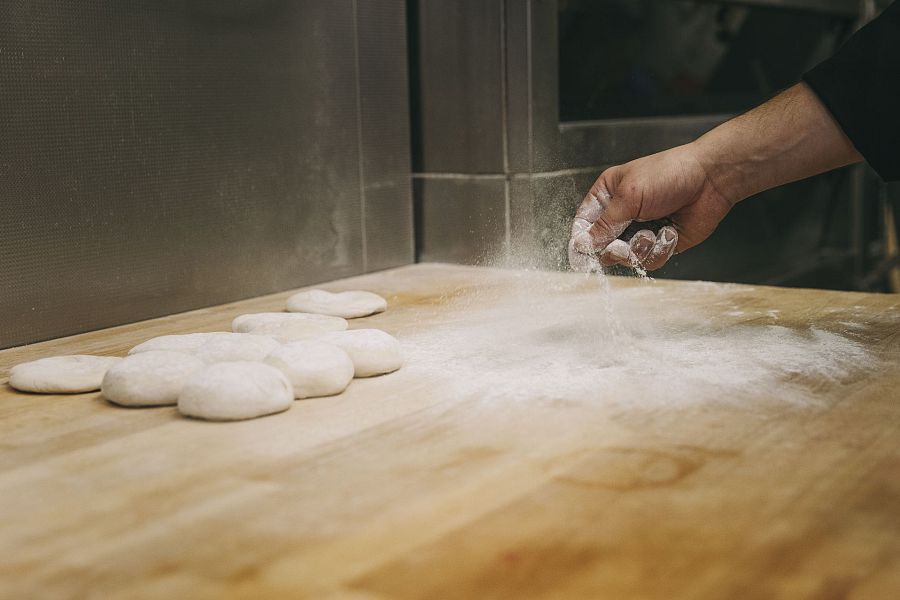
xmin=2 ymin=263 xmax=900 ymax=599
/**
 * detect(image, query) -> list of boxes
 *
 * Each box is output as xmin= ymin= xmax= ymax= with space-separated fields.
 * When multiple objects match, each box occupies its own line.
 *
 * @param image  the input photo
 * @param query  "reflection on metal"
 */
xmin=1 ymin=0 xmax=412 ymax=349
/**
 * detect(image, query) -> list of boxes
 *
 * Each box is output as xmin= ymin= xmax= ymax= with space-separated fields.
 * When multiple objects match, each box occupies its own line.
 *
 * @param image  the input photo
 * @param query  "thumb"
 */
xmin=573 ymin=170 xmax=637 ymax=254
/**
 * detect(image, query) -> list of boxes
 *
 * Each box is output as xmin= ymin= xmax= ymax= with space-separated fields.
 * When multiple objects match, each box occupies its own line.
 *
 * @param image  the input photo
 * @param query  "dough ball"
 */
xmin=232 ymin=312 xmax=347 ymax=334
xmin=102 ymin=351 xmax=205 ymax=407
xmin=194 ymin=334 xmax=281 ymax=364
xmin=248 ymin=320 xmax=337 ymax=343
xmin=320 ymin=329 xmax=402 ymax=377
xmin=9 ymin=355 xmax=122 ymax=394
xmin=178 ymin=362 xmax=293 ymax=421
xmin=128 ymin=332 xmax=234 ymax=356
xmin=264 ymin=341 xmax=354 ymax=399
xmin=286 ymin=289 xmax=387 ymax=319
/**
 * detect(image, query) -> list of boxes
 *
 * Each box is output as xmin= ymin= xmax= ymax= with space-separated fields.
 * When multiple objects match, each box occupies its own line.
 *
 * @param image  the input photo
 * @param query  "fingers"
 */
xmin=571 ymin=169 xmax=636 ymax=256
xmin=628 ymin=230 xmax=655 ymax=263
xmin=595 ymin=226 xmax=678 ymax=271
xmin=571 ymin=187 xmax=609 ymax=254
xmin=574 ymin=186 xmax=607 ymax=222
xmin=595 ymin=229 xmax=655 ymax=268
xmin=568 ymin=218 xmax=594 ymax=271
xmin=642 ymin=225 xmax=678 ymax=270
xmin=599 ymin=239 xmax=631 ymax=266
xmin=582 ymin=216 xmax=630 ymax=255
xmin=567 ymin=236 xmax=595 ymax=272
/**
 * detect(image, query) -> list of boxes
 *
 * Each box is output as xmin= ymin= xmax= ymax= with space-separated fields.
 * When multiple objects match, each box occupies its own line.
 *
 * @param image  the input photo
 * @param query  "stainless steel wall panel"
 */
xmin=503 ymin=0 xmax=532 ymax=173
xmin=415 ymin=177 xmax=507 ymax=264
xmin=525 ymin=0 xmax=563 ymax=173
xmin=364 ymin=182 xmax=416 ymax=271
xmin=0 ymin=0 xmax=412 ymax=349
xmin=357 ymin=0 xmax=415 ymax=271
xmin=415 ymin=0 xmax=505 ymax=173
xmin=505 ymin=0 xmax=564 ymax=174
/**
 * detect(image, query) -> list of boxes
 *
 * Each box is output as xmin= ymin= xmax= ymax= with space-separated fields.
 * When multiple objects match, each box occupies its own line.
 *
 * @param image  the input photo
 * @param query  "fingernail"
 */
xmin=630 ymin=232 xmax=654 ymax=260
xmin=661 ymin=227 xmax=676 ymax=243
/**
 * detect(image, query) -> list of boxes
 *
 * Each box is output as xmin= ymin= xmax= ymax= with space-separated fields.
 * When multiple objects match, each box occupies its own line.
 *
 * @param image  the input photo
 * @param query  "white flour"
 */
xmin=401 ymin=270 xmax=880 ymax=408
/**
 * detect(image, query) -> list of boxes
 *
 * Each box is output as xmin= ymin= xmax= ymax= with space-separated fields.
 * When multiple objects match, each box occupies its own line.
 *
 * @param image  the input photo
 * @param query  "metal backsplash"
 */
xmin=0 ymin=0 xmax=412 ymax=349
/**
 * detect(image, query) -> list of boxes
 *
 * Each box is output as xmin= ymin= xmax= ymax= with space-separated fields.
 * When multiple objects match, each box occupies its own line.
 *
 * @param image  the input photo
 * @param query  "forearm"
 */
xmin=692 ymin=82 xmax=862 ymax=206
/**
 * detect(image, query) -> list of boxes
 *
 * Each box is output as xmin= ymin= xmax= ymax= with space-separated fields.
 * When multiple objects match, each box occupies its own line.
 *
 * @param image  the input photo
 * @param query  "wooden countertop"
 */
xmin=2 ymin=263 xmax=899 ymax=599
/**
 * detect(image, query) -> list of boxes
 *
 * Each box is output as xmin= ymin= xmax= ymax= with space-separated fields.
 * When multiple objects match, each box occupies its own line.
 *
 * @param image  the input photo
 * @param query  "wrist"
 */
xmin=687 ymin=136 xmax=749 ymax=208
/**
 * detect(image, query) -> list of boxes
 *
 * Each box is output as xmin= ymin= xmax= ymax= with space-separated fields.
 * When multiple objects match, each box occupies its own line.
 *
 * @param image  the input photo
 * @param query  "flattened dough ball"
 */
xmin=102 ymin=351 xmax=205 ymax=407
xmin=194 ymin=334 xmax=280 ymax=364
xmin=264 ymin=341 xmax=354 ymax=399
xmin=178 ymin=362 xmax=293 ymax=421
xmin=320 ymin=329 xmax=403 ymax=377
xmin=129 ymin=332 xmax=234 ymax=356
xmin=286 ymin=290 xmax=387 ymax=319
xmin=232 ymin=312 xmax=347 ymax=334
xmin=9 ymin=355 xmax=122 ymax=394
xmin=248 ymin=320 xmax=338 ymax=343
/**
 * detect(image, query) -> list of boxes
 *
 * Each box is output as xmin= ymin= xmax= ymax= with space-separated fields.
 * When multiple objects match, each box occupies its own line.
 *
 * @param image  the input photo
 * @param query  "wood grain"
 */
xmin=1 ymin=264 xmax=899 ymax=599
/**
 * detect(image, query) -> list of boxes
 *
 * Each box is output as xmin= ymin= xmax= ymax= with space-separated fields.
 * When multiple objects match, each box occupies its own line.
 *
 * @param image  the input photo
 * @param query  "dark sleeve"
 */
xmin=802 ymin=2 xmax=900 ymax=181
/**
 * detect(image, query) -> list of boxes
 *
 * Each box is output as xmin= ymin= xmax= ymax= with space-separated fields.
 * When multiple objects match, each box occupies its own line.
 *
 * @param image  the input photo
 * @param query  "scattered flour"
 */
xmin=400 ymin=271 xmax=876 ymax=408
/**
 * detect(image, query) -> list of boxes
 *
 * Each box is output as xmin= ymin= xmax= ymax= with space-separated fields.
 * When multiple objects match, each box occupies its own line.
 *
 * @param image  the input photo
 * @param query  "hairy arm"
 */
xmin=696 ymin=82 xmax=862 ymax=207
xmin=571 ymin=82 xmax=863 ymax=269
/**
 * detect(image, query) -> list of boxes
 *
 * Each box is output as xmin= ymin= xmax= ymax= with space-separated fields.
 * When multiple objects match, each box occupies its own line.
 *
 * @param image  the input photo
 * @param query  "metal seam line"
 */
xmin=412 ymin=173 xmax=507 ymax=180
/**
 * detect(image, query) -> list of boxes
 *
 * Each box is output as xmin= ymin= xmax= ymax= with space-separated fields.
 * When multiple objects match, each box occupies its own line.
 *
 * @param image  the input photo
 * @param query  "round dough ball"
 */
xmin=102 ymin=351 xmax=205 ymax=407
xmin=320 ymin=329 xmax=402 ymax=377
xmin=286 ymin=290 xmax=387 ymax=319
xmin=264 ymin=341 xmax=354 ymax=399
xmin=248 ymin=320 xmax=336 ymax=343
xmin=178 ymin=362 xmax=293 ymax=421
xmin=194 ymin=334 xmax=281 ymax=364
xmin=9 ymin=355 xmax=122 ymax=394
xmin=128 ymin=332 xmax=234 ymax=356
xmin=232 ymin=312 xmax=347 ymax=334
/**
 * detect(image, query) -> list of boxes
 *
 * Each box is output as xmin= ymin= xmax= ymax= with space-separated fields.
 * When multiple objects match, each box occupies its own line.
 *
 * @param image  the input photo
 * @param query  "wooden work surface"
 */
xmin=2 ymin=263 xmax=900 ymax=599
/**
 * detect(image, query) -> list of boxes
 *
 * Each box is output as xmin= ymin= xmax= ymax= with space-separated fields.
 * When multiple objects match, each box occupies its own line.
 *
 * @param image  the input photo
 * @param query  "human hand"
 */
xmin=568 ymin=142 xmax=734 ymax=271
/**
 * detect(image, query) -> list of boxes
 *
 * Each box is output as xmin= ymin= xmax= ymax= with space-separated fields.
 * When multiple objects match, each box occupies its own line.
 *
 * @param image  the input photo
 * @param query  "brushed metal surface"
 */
xmin=0 ymin=0 xmax=412 ymax=349
xmin=357 ymin=0 xmax=415 ymax=272
xmin=415 ymin=0 xmax=505 ymax=174
xmin=506 ymin=0 xmax=562 ymax=174
xmin=415 ymin=176 xmax=507 ymax=265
